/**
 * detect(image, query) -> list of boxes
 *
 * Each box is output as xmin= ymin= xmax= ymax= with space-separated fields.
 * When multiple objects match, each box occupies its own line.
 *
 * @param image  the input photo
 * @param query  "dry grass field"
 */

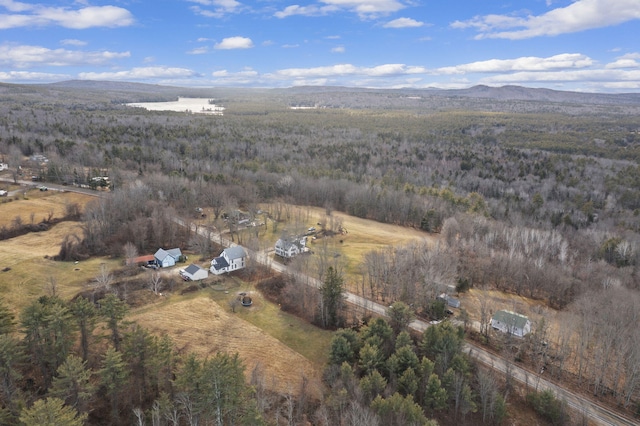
xmin=260 ymin=204 xmax=437 ymax=278
xmin=129 ymin=294 xmax=327 ymax=398
xmin=0 ymin=220 xmax=121 ymax=313
xmin=0 ymin=189 xmax=94 ymax=227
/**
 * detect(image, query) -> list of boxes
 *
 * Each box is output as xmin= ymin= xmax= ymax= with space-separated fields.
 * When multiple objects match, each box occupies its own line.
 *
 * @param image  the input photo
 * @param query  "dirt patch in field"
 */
xmin=129 ymin=296 xmax=324 ymax=398
xmin=0 ymin=190 xmax=93 ymax=228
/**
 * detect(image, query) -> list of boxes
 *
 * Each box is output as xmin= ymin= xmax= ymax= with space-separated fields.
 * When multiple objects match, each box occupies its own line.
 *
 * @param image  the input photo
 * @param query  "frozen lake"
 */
xmin=126 ymin=98 xmax=224 ymax=115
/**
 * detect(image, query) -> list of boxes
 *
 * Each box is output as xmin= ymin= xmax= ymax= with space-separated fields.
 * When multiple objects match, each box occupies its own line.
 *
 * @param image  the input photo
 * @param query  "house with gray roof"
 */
xmin=210 ymin=246 xmax=247 ymax=275
xmin=491 ymin=310 xmax=531 ymax=337
xmin=275 ymin=235 xmax=307 ymax=259
xmin=154 ymin=248 xmax=183 ymax=268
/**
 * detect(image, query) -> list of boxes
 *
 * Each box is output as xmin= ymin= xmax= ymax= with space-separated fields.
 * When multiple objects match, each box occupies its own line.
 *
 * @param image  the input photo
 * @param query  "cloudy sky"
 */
xmin=1 ymin=0 xmax=639 ymax=91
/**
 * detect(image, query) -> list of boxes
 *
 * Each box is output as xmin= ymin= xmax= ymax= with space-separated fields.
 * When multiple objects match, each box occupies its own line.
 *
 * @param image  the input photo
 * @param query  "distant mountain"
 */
xmin=437 ymin=85 xmax=640 ymax=105
xmin=27 ymin=80 xmax=640 ymax=107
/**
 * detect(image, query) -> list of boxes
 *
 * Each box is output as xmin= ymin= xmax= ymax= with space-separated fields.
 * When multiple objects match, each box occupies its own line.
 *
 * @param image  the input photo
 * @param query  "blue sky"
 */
xmin=1 ymin=0 xmax=639 ymax=92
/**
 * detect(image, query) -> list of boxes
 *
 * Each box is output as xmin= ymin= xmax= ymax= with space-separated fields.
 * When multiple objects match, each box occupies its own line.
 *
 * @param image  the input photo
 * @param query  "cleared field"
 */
xmin=0 ymin=189 xmax=93 ymax=227
xmin=129 ymin=294 xmax=326 ymax=397
xmin=262 ymin=204 xmax=437 ymax=277
xmin=0 ymin=220 xmax=121 ymax=313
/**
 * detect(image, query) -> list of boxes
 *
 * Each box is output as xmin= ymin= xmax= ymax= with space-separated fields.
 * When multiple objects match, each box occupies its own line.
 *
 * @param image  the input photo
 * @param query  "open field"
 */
xmin=0 ymin=220 xmax=121 ymax=313
xmin=129 ymin=292 xmax=328 ymax=397
xmin=0 ymin=189 xmax=93 ymax=227
xmin=260 ymin=204 xmax=437 ymax=277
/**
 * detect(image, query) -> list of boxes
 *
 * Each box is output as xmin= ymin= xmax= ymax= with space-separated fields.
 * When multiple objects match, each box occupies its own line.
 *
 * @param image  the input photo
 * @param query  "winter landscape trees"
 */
xmin=1 ymin=81 xmax=640 ymax=424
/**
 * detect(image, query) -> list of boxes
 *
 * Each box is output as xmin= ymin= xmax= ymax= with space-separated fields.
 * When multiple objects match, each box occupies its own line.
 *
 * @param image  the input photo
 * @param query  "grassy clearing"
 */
xmin=0 ymin=220 xmax=121 ymax=314
xmin=260 ymin=204 xmax=437 ymax=277
xmin=206 ymin=277 xmax=333 ymax=367
xmin=129 ymin=291 xmax=327 ymax=397
xmin=0 ymin=190 xmax=93 ymax=227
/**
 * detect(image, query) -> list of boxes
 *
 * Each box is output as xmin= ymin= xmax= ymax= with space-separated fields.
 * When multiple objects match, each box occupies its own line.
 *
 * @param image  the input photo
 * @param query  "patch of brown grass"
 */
xmin=0 ymin=190 xmax=93 ymax=227
xmin=129 ymin=295 xmax=325 ymax=398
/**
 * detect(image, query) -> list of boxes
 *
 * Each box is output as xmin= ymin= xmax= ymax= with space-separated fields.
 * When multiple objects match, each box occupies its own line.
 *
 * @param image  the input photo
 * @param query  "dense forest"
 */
xmin=1 ymin=81 xmax=640 ymax=424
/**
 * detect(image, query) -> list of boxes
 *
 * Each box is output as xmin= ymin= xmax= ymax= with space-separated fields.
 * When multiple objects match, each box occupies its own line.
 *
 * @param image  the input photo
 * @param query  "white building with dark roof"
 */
xmin=210 ymin=246 xmax=247 ymax=275
xmin=180 ymin=264 xmax=208 ymax=281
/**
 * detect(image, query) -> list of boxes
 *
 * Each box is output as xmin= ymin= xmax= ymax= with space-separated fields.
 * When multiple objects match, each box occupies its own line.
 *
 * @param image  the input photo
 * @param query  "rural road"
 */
xmin=187 ymin=221 xmax=636 ymax=426
xmin=1 ymin=179 xmax=632 ymax=426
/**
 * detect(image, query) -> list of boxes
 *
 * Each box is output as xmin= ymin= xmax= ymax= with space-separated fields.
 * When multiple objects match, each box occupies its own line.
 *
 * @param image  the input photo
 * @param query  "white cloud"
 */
xmin=0 ymin=43 xmax=130 ymax=68
xmin=275 ymin=0 xmax=406 ymax=19
xmin=214 ymin=36 xmax=254 ymax=49
xmin=480 ymin=69 xmax=640 ymax=86
xmin=282 ymin=44 xmax=300 ymax=48
xmin=322 ymin=0 xmax=405 ymax=17
xmin=435 ymin=54 xmax=594 ymax=75
xmin=275 ymin=5 xmax=337 ymax=18
xmin=79 ymin=66 xmax=197 ymax=81
xmin=211 ymin=68 xmax=260 ymax=85
xmin=383 ymin=17 xmax=423 ymax=28
xmin=188 ymin=46 xmax=209 ymax=55
xmin=452 ymin=0 xmax=640 ymax=39
xmin=0 ymin=1 xmax=134 ymax=29
xmin=0 ymin=70 xmax=70 ymax=82
xmin=331 ymin=46 xmax=345 ymax=53
xmin=605 ymin=53 xmax=640 ymax=69
xmin=274 ymin=63 xmax=427 ymax=79
xmin=60 ymin=39 xmax=87 ymax=46
xmin=188 ymin=0 xmax=242 ymax=18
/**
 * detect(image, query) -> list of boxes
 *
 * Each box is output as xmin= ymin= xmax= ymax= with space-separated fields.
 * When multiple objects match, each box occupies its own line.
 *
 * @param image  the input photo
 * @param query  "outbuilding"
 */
xmin=180 ymin=264 xmax=208 ymax=281
xmin=154 ymin=248 xmax=183 ymax=268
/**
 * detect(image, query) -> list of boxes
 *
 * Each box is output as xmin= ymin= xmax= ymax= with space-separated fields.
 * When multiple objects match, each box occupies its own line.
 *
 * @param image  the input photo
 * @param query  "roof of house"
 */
xmin=224 ymin=246 xmax=246 ymax=260
xmin=492 ymin=310 xmax=530 ymax=329
xmin=155 ymin=248 xmax=182 ymax=261
xmin=166 ymin=248 xmax=182 ymax=258
xmin=211 ymin=256 xmax=229 ymax=271
xmin=184 ymin=264 xmax=204 ymax=275
xmin=276 ymin=235 xmax=306 ymax=250
xmin=154 ymin=248 xmax=170 ymax=260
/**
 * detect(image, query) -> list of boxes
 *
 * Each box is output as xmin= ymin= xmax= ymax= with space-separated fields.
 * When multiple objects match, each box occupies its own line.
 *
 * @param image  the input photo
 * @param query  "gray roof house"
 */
xmin=210 ymin=246 xmax=247 ymax=275
xmin=275 ymin=235 xmax=307 ymax=259
xmin=154 ymin=248 xmax=183 ymax=268
xmin=491 ymin=310 xmax=532 ymax=337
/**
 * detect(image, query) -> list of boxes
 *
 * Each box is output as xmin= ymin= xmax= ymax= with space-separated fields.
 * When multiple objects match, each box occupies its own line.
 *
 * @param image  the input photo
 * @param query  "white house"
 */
xmin=275 ymin=235 xmax=307 ymax=259
xmin=180 ymin=264 xmax=208 ymax=281
xmin=491 ymin=310 xmax=532 ymax=337
xmin=154 ymin=248 xmax=183 ymax=268
xmin=210 ymin=246 xmax=247 ymax=275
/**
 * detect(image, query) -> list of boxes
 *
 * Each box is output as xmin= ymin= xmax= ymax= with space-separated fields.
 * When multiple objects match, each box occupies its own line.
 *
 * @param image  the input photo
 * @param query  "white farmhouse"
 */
xmin=210 ymin=246 xmax=247 ymax=275
xmin=275 ymin=235 xmax=307 ymax=259
xmin=491 ymin=310 xmax=532 ymax=337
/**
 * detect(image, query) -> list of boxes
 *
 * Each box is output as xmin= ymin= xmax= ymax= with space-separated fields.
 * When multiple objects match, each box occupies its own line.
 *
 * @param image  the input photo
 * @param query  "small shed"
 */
xmin=491 ymin=310 xmax=532 ymax=337
xmin=180 ymin=264 xmax=208 ymax=281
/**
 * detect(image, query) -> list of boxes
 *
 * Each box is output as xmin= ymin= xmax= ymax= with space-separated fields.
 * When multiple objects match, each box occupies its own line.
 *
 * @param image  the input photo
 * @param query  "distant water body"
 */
xmin=126 ymin=98 xmax=224 ymax=115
